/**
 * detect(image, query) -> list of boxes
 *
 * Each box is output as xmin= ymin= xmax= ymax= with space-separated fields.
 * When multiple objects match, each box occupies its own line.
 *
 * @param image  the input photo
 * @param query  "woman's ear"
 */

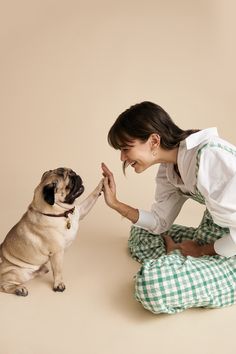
xmin=149 ymin=133 xmax=160 ymax=148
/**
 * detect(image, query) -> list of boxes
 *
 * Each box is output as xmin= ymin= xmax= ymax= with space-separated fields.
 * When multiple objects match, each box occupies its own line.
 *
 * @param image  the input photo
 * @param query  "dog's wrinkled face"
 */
xmin=41 ymin=168 xmax=84 ymax=206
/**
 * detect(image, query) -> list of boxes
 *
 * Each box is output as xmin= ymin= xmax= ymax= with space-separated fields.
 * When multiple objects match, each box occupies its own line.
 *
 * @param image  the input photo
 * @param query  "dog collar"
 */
xmin=30 ymin=206 xmax=75 ymax=229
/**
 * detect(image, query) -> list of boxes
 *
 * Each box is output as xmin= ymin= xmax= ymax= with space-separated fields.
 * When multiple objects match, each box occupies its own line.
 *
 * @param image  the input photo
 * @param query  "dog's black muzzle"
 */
xmin=64 ymin=174 xmax=84 ymax=204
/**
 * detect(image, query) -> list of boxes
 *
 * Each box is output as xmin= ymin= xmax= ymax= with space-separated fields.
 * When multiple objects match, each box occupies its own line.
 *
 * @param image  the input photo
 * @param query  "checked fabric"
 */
xmin=128 ymin=143 xmax=236 ymax=314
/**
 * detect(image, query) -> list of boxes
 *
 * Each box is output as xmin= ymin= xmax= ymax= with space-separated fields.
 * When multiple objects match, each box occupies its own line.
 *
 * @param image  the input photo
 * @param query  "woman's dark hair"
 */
xmin=108 ymin=101 xmax=199 ymax=150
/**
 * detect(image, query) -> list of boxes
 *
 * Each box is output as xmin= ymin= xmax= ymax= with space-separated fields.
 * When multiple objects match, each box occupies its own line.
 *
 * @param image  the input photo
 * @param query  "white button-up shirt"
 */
xmin=135 ymin=128 xmax=236 ymax=257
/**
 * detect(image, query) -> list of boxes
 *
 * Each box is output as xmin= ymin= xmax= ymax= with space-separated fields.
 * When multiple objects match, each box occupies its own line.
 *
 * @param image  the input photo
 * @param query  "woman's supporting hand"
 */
xmin=164 ymin=235 xmax=216 ymax=257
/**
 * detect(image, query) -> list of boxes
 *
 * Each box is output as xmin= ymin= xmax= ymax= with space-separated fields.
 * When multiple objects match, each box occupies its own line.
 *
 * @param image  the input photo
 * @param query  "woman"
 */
xmin=102 ymin=101 xmax=236 ymax=314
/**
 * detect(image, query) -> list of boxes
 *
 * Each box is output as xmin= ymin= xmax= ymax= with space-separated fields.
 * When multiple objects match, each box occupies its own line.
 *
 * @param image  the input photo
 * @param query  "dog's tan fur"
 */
xmin=0 ymin=168 xmax=103 ymax=296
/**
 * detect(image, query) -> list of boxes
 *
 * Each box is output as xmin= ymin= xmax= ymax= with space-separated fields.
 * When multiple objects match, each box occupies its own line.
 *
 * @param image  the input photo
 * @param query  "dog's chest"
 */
xmin=62 ymin=207 xmax=80 ymax=248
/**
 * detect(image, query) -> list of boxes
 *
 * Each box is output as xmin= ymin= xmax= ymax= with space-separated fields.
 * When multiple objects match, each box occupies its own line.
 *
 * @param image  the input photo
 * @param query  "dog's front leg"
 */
xmin=50 ymin=250 xmax=66 ymax=292
xmin=78 ymin=179 xmax=103 ymax=220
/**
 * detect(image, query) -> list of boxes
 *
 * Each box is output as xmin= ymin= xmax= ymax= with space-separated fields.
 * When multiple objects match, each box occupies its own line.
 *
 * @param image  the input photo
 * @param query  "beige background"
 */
xmin=0 ymin=1 xmax=236 ymax=353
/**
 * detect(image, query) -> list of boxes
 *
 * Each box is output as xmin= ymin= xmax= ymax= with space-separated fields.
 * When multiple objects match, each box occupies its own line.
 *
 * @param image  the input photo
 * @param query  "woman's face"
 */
xmin=120 ymin=138 xmax=156 ymax=173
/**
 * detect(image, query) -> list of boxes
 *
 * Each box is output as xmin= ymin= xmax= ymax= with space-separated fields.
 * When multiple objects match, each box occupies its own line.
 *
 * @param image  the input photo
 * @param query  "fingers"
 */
xmin=101 ymin=162 xmax=113 ymax=177
xmin=103 ymin=176 xmax=112 ymax=191
xmin=103 ymin=176 xmax=109 ymax=188
xmin=103 ymin=175 xmax=115 ymax=191
xmin=163 ymin=235 xmax=176 ymax=247
xmin=163 ymin=235 xmax=179 ymax=254
xmin=101 ymin=163 xmax=115 ymax=185
xmin=101 ymin=162 xmax=109 ymax=172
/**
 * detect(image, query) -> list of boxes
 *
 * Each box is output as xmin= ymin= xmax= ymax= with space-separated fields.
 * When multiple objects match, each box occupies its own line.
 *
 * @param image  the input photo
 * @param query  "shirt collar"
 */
xmin=185 ymin=127 xmax=218 ymax=150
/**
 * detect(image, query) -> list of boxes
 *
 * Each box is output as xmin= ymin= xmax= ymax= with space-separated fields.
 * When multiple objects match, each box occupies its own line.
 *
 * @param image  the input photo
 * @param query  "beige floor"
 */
xmin=1 ymin=211 xmax=236 ymax=354
xmin=1 ymin=0 xmax=236 ymax=353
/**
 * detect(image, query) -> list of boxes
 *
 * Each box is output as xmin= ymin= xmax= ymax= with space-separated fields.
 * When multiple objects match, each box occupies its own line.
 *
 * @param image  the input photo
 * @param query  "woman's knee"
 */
xmin=134 ymin=254 xmax=236 ymax=314
xmin=134 ymin=257 xmax=184 ymax=314
xmin=128 ymin=226 xmax=166 ymax=263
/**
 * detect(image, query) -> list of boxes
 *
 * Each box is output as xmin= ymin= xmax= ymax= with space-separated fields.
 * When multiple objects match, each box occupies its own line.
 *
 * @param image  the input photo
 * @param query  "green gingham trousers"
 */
xmin=128 ymin=144 xmax=236 ymax=314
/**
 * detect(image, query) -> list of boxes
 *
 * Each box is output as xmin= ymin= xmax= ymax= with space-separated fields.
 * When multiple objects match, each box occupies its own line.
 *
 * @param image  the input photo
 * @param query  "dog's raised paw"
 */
xmin=15 ymin=286 xmax=28 ymax=297
xmin=53 ymin=282 xmax=66 ymax=292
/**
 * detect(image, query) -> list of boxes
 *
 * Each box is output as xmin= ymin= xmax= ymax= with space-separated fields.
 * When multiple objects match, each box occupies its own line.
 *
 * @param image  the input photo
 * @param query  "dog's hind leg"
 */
xmin=0 ymin=282 xmax=29 ymax=296
xmin=0 ymin=278 xmax=29 ymax=296
xmin=34 ymin=264 xmax=49 ymax=277
xmin=0 ymin=265 xmax=36 ymax=296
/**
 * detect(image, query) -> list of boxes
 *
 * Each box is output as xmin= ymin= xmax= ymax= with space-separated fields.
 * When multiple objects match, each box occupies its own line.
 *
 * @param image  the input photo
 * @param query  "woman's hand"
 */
xmin=164 ymin=235 xmax=209 ymax=257
xmin=101 ymin=162 xmax=139 ymax=223
xmin=101 ymin=162 xmax=118 ymax=208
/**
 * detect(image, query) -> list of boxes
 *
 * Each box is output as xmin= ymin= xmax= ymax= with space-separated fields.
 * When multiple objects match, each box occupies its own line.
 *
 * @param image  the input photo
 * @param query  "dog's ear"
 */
xmin=43 ymin=182 xmax=56 ymax=205
xmin=41 ymin=170 xmax=52 ymax=181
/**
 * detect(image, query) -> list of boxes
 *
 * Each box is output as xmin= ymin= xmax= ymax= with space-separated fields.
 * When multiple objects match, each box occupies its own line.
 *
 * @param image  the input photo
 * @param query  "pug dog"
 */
xmin=0 ymin=167 xmax=103 ymax=296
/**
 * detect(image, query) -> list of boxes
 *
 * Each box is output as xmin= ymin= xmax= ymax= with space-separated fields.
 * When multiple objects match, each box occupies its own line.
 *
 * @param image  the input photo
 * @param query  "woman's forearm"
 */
xmin=112 ymin=201 xmax=139 ymax=224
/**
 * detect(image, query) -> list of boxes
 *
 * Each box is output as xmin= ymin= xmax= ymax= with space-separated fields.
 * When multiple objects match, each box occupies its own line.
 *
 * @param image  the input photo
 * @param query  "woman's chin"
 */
xmin=133 ymin=164 xmax=146 ymax=173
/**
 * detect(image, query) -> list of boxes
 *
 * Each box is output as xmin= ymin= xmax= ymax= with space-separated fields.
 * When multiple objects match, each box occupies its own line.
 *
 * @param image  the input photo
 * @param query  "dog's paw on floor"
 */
xmin=53 ymin=282 xmax=66 ymax=292
xmin=15 ymin=286 xmax=28 ymax=297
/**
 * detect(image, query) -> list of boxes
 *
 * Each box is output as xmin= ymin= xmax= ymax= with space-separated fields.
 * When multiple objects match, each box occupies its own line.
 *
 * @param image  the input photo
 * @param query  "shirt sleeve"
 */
xmin=134 ymin=164 xmax=188 ymax=234
xmin=214 ymin=234 xmax=236 ymax=257
xmin=197 ymin=144 xmax=236 ymax=256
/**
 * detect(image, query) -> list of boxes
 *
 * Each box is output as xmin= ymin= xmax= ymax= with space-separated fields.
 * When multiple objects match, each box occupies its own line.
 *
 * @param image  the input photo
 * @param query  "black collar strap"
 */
xmin=30 ymin=206 xmax=75 ymax=218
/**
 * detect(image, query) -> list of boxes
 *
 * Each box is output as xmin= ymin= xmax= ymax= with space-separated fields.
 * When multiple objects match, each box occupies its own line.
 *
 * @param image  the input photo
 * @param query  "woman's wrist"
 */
xmin=112 ymin=201 xmax=139 ymax=223
xmin=110 ymin=199 xmax=121 ymax=211
xmin=112 ymin=200 xmax=129 ymax=216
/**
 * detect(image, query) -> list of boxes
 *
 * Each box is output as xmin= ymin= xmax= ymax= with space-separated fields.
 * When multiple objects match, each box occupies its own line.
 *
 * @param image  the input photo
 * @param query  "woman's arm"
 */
xmin=197 ymin=145 xmax=236 ymax=257
xmin=102 ymin=162 xmax=188 ymax=234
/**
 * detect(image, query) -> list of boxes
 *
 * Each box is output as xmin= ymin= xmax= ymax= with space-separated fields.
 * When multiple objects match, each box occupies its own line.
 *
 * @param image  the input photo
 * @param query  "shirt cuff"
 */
xmin=133 ymin=209 xmax=157 ymax=232
xmin=214 ymin=234 xmax=236 ymax=257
